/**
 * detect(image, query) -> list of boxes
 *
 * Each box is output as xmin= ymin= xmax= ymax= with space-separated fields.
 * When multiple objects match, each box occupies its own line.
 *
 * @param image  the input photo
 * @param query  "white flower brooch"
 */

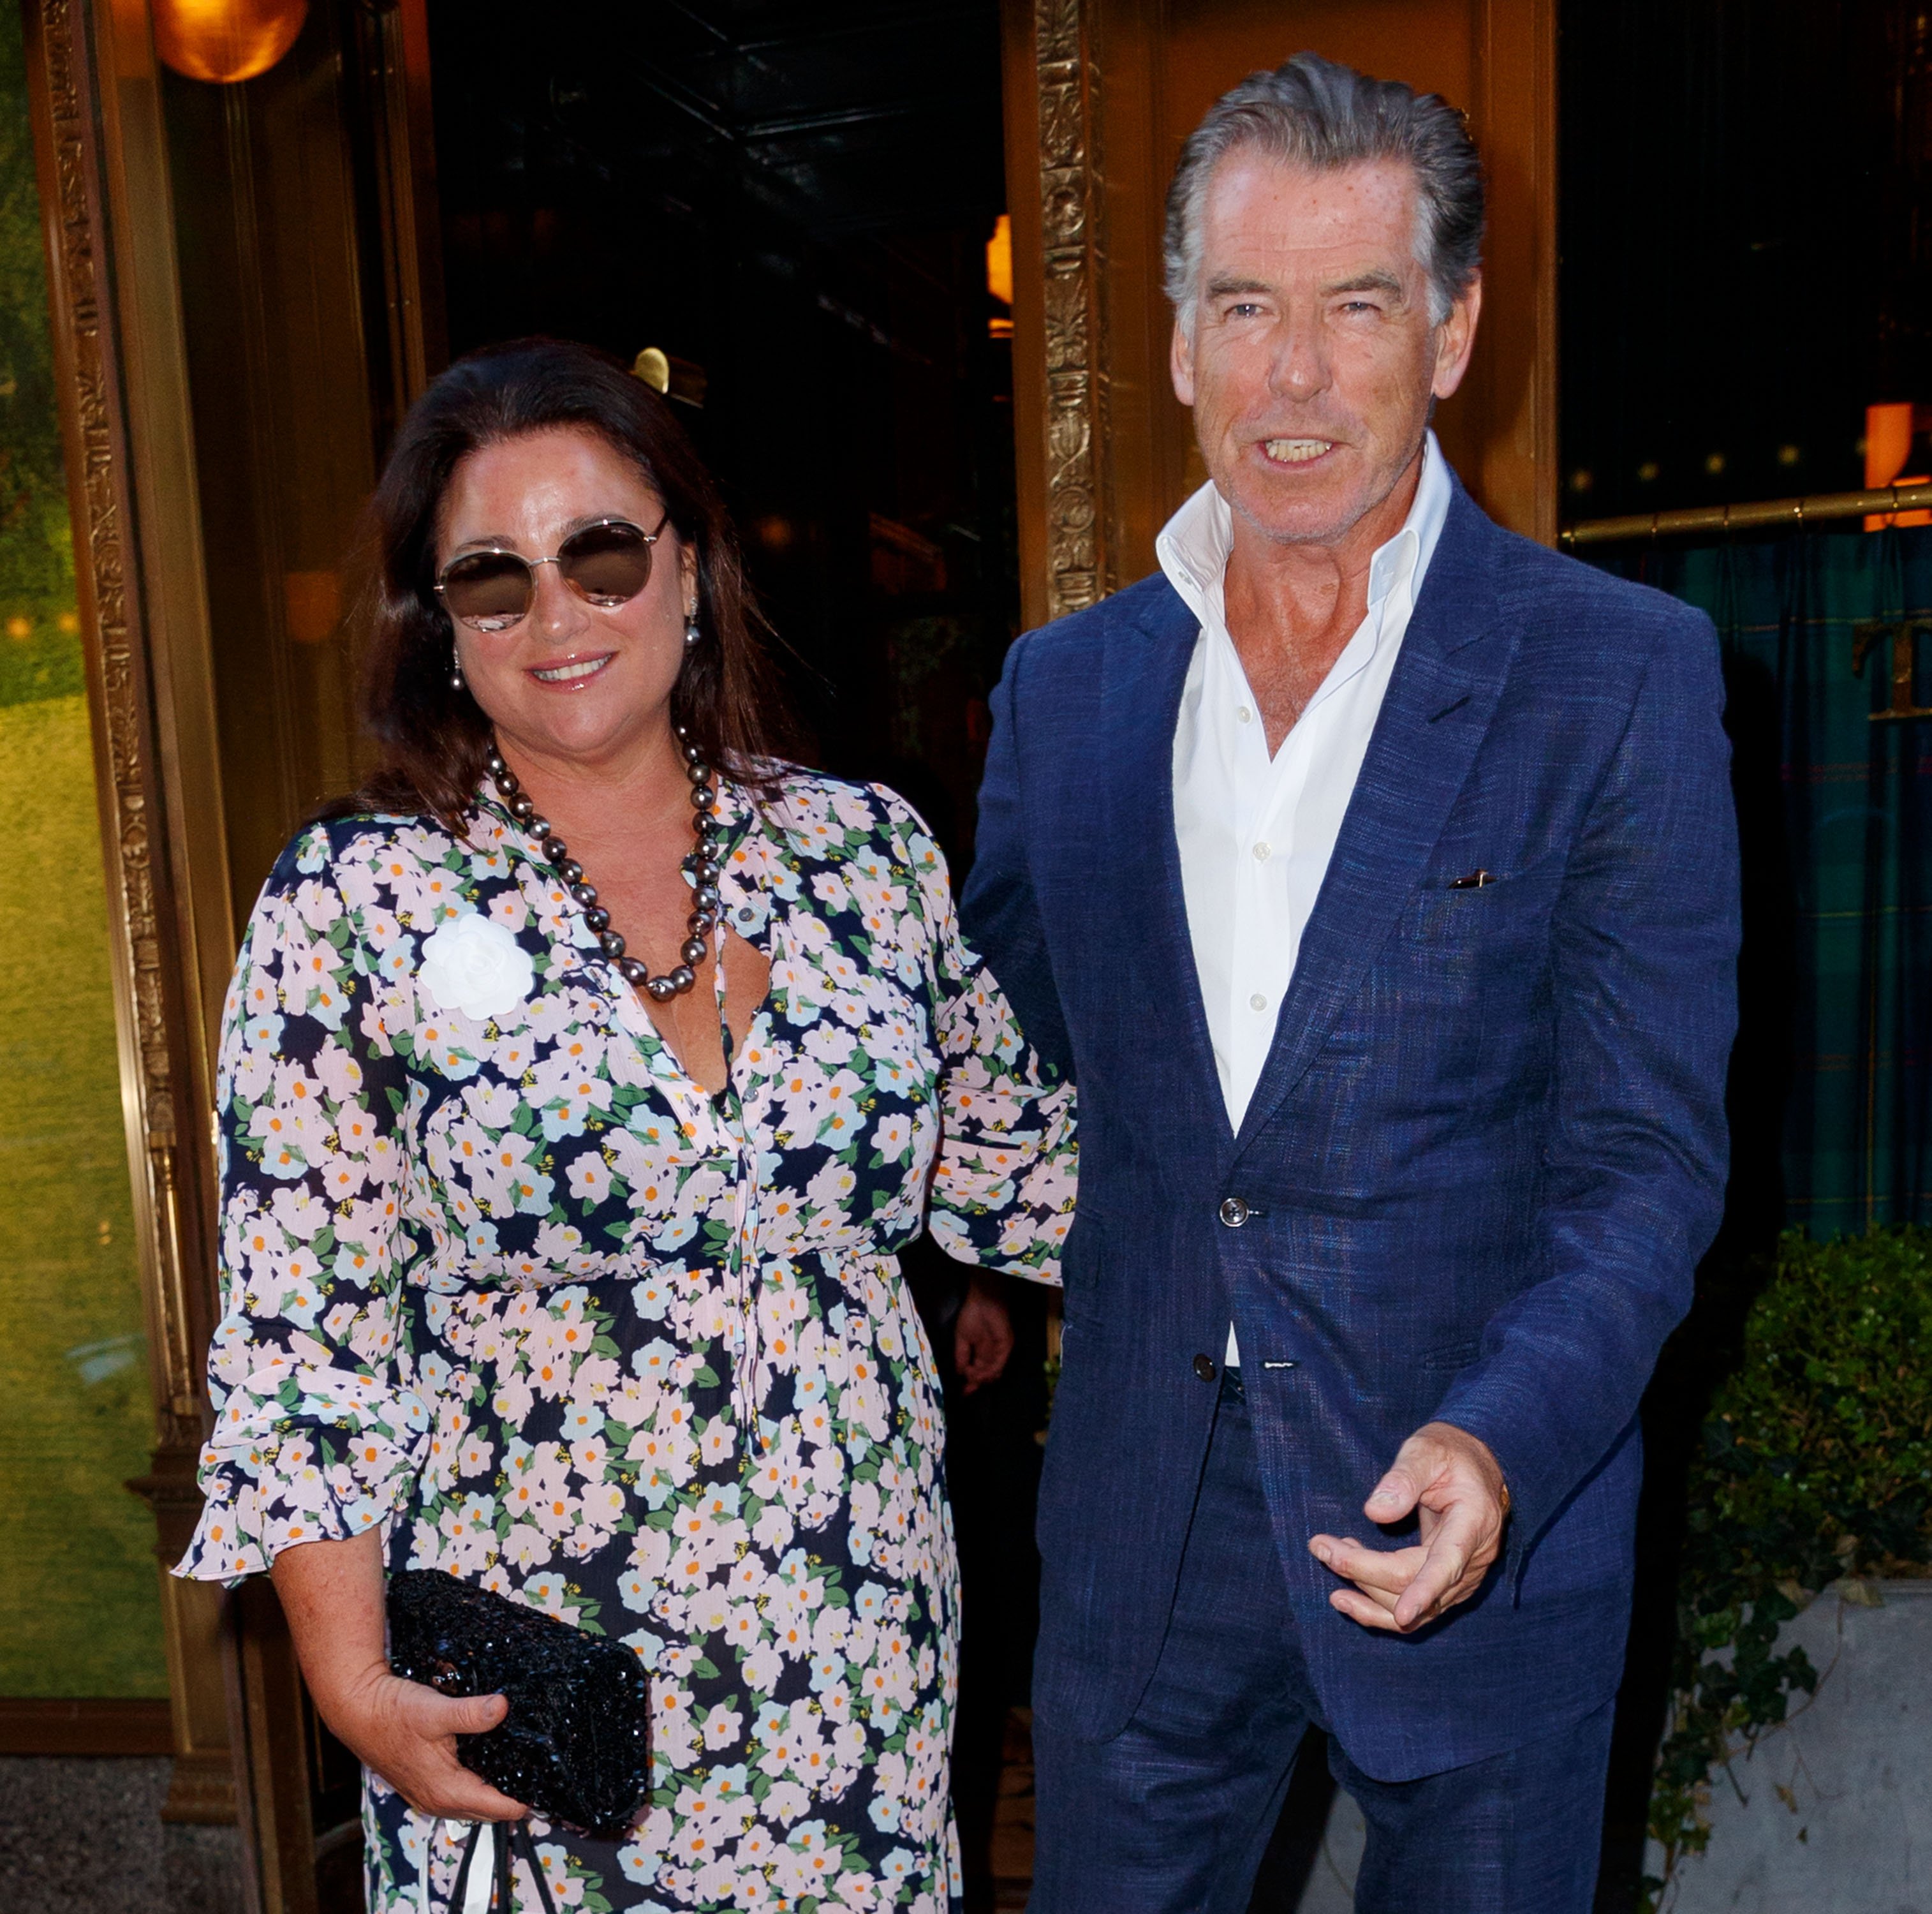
xmin=417 ymin=914 xmax=534 ymax=1022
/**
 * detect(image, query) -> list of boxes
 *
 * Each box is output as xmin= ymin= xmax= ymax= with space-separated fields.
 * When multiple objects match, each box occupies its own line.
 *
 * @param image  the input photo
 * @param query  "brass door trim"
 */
xmin=1007 ymin=0 xmax=1116 ymax=628
xmin=1561 ymin=480 xmax=1932 ymax=548
xmin=25 ymin=0 xmax=216 ymax=1497
xmin=354 ymin=0 xmax=449 ymax=402
xmin=22 ymin=0 xmax=239 ymax=1837
xmin=23 ymin=0 xmax=452 ymax=1897
xmin=25 ymin=0 xmax=188 ymax=1289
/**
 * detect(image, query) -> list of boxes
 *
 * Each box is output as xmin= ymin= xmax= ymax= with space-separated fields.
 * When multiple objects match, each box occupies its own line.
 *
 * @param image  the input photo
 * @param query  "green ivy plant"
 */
xmin=1644 ymin=1227 xmax=1932 ymax=1905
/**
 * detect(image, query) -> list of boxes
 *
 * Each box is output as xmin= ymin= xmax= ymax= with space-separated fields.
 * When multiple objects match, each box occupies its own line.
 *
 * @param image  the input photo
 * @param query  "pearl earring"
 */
xmin=684 ymin=609 xmax=702 ymax=649
xmin=449 ymin=641 xmax=466 ymax=692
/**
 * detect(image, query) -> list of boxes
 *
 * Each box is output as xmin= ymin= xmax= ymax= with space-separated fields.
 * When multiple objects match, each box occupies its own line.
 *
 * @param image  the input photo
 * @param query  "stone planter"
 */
xmin=1275 ymin=1582 xmax=1932 ymax=1911
xmin=1652 ymin=1578 xmax=1932 ymax=1912
xmin=1290 ymin=1786 xmax=1364 ymax=1912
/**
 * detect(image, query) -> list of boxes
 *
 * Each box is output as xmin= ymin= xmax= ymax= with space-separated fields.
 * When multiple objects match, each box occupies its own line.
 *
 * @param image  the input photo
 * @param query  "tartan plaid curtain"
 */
xmin=1589 ymin=526 xmax=1932 ymax=1240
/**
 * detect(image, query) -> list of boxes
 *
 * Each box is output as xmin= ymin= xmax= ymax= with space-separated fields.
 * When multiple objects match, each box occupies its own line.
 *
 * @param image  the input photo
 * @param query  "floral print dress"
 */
xmin=177 ymin=772 xmax=1076 ymax=1914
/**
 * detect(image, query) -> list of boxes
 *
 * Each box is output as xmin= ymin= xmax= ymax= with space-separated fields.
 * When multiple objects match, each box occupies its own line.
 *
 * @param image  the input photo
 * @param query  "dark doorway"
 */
xmin=425 ymin=15 xmax=1043 ymax=1906
xmin=426 ymin=0 xmax=1020 ymax=861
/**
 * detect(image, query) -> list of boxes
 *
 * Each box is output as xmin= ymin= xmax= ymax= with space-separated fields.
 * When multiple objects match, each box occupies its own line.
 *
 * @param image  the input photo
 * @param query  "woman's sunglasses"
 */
xmin=434 ymin=512 xmax=670 ymax=633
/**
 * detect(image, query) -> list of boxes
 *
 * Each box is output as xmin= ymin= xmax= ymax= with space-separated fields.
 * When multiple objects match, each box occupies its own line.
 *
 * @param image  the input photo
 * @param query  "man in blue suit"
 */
xmin=960 ymin=52 xmax=1739 ymax=1914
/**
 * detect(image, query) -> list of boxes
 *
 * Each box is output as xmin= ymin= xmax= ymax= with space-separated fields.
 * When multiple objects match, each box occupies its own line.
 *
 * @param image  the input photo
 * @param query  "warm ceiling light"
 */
xmin=151 ymin=0 xmax=308 ymax=84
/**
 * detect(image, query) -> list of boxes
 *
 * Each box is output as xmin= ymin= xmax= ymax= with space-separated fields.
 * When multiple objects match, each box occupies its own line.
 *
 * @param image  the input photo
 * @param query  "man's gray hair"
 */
xmin=1163 ymin=52 xmax=1484 ymax=332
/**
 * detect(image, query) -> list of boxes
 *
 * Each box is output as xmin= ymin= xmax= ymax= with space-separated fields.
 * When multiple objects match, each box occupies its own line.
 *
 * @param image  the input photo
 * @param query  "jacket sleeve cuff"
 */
xmin=1427 ymin=1397 xmax=1549 ymax=1596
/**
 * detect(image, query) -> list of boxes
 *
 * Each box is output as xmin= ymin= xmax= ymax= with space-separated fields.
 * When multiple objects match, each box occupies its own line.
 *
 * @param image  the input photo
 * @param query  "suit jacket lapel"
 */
xmin=1106 ymin=582 xmax=1234 ymax=1148
xmin=1232 ymin=490 xmax=1519 ymax=1159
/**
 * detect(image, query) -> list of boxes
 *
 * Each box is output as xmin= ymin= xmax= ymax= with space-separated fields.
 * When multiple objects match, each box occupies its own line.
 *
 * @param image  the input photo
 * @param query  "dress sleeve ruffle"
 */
xmin=183 ymin=1359 xmax=433 ymax=1580
xmin=873 ymin=787 xmax=1079 ymax=1284
xmin=175 ymin=826 xmax=422 ymax=1584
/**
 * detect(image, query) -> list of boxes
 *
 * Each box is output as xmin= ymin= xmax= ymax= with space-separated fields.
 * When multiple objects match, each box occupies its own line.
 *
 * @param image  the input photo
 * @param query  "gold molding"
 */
xmin=22 ymin=0 xmax=449 ymax=1888
xmin=22 ymin=0 xmax=448 ymax=1894
xmin=1032 ymin=0 xmax=1112 ymax=619
xmin=353 ymin=0 xmax=448 ymax=403
xmin=29 ymin=0 xmax=202 ymax=1450
xmin=24 ymin=0 xmax=237 ymax=1834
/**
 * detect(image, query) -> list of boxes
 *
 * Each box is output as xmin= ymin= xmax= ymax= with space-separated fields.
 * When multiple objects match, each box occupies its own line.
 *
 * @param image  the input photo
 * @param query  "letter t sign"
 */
xmin=1853 ymin=619 xmax=1932 ymax=722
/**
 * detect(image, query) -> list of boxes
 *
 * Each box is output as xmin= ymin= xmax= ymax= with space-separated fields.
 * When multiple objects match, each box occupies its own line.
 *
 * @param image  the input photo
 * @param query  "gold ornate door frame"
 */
xmin=1001 ymin=0 xmax=1559 ymax=632
xmin=21 ymin=1 xmax=446 ymax=1906
xmin=22 ymin=0 xmax=239 ymax=1832
xmin=1002 ymin=0 xmax=1113 ymax=628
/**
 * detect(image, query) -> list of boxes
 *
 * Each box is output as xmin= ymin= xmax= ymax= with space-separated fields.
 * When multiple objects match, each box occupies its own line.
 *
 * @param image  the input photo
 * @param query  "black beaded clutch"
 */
xmin=386 ymin=1569 xmax=653 ymax=1841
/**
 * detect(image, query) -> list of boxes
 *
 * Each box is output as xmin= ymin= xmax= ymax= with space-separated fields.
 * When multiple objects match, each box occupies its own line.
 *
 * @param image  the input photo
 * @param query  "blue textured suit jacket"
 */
xmin=959 ymin=475 xmax=1740 ymax=1781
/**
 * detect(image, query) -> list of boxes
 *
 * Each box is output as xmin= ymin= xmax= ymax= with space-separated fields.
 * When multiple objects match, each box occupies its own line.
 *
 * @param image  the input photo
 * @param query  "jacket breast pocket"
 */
xmin=1405 ymin=852 xmax=1563 ymax=948
xmin=1368 ymin=859 xmax=1561 ymax=1032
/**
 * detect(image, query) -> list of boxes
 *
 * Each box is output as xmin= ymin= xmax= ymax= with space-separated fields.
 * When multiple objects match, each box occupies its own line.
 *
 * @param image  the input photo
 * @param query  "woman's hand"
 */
xmin=954 ymin=1273 xmax=1015 ymax=1395
xmin=270 ymin=1530 xmax=527 ymax=1821
xmin=316 ymin=1665 xmax=527 ymax=1822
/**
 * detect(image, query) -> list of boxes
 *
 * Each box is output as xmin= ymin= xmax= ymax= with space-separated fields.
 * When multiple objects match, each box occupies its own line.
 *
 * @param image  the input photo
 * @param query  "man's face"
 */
xmin=1171 ymin=154 xmax=1479 ymax=550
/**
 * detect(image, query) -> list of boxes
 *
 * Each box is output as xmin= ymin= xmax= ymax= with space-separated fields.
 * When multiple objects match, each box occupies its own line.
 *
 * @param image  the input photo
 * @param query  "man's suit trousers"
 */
xmin=1028 ymin=1370 xmax=1616 ymax=1914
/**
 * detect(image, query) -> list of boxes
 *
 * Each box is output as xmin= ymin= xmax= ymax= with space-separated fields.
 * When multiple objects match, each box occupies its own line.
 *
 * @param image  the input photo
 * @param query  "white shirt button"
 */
xmin=1252 ymin=842 xmax=1272 ymax=862
xmin=1249 ymin=993 xmax=1267 ymax=1012
xmin=1236 ymin=704 xmax=1253 ymax=723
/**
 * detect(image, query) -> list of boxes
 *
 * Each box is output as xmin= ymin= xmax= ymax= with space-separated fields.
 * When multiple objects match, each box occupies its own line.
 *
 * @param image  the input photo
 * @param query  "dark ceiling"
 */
xmin=607 ymin=1 xmax=1004 ymax=239
xmin=429 ymin=0 xmax=1006 ymax=273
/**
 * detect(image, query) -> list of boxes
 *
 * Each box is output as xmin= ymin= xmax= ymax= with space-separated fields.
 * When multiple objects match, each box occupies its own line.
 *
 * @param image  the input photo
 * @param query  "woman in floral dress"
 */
xmin=177 ymin=341 xmax=1075 ymax=1914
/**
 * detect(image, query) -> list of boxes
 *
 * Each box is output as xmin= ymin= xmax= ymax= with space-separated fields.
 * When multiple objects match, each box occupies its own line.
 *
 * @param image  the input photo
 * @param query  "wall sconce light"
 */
xmin=986 ymin=214 xmax=1014 ymax=339
xmin=1866 ymin=401 xmax=1931 ymax=531
xmin=151 ymin=0 xmax=309 ymax=85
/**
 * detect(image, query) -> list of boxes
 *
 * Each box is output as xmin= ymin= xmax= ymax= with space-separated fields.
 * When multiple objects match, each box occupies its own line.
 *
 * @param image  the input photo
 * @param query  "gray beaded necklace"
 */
xmin=485 ymin=730 xmax=726 ymax=1004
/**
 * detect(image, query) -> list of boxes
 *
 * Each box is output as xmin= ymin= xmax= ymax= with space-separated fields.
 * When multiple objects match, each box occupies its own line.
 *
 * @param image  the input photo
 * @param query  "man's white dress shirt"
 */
xmin=1156 ymin=433 xmax=1452 ymax=1367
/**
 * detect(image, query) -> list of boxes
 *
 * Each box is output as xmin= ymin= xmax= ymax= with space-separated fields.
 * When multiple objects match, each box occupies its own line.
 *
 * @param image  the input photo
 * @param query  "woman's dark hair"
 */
xmin=340 ymin=338 xmax=793 ymax=822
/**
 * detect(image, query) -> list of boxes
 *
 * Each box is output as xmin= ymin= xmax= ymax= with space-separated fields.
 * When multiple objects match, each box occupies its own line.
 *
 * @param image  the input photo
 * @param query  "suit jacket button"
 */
xmin=1193 ymin=1353 xmax=1218 ymax=1382
xmin=1218 ymin=1196 xmax=1250 ymax=1228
